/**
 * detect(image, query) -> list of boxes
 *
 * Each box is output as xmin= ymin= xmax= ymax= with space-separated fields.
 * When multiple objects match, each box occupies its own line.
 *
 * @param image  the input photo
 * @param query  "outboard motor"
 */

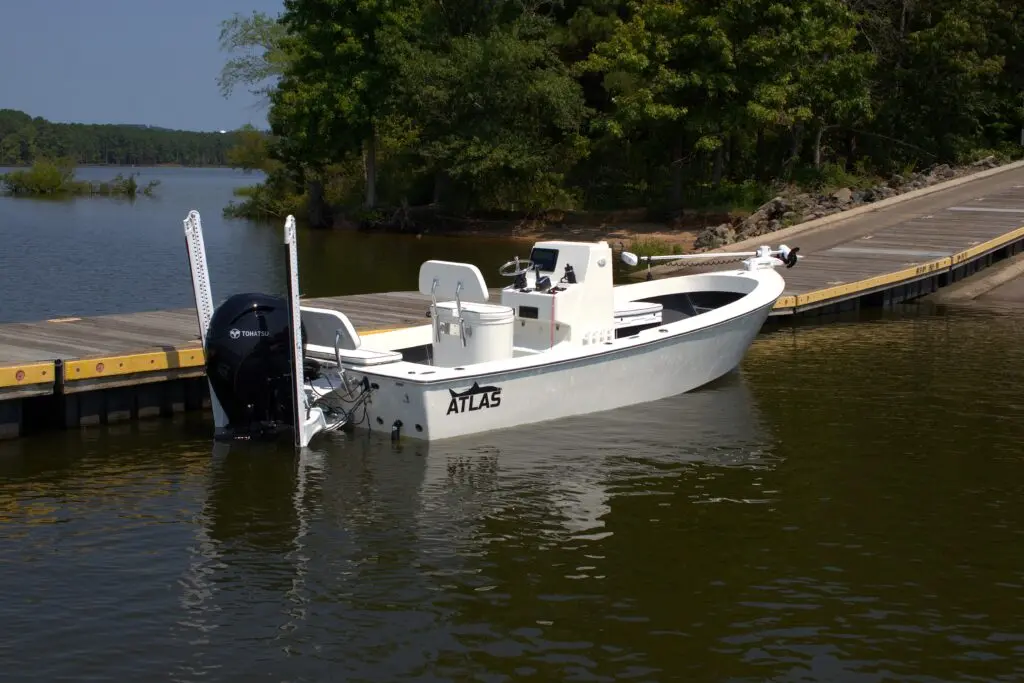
xmin=204 ymin=292 xmax=304 ymax=440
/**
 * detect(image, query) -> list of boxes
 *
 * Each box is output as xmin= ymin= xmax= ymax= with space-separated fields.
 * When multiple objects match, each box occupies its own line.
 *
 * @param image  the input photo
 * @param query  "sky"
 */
xmin=0 ymin=0 xmax=286 ymax=132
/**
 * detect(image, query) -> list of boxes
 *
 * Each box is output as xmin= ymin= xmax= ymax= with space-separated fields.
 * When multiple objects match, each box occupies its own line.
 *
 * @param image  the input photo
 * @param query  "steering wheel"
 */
xmin=499 ymin=257 xmax=535 ymax=278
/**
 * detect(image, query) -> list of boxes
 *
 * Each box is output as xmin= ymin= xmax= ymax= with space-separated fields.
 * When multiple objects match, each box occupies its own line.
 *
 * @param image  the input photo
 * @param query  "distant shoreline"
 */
xmin=0 ymin=163 xmax=235 ymax=170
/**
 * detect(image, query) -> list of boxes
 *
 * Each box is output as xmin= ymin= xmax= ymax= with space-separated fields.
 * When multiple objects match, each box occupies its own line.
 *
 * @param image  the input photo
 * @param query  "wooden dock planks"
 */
xmin=0 ymin=290 xmax=508 ymax=394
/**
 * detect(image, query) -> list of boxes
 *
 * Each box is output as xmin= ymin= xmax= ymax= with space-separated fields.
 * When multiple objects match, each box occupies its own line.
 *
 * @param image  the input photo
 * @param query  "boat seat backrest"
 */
xmin=418 ymin=260 xmax=490 ymax=303
xmin=300 ymin=306 xmax=361 ymax=352
xmin=299 ymin=305 xmax=404 ymax=367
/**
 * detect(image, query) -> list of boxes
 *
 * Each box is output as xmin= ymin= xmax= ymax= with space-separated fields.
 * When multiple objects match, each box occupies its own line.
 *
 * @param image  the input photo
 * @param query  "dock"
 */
xmin=3 ymin=161 xmax=1024 ymax=439
xmin=0 ymin=292 xmax=448 ymax=439
xmin=766 ymin=167 xmax=1024 ymax=316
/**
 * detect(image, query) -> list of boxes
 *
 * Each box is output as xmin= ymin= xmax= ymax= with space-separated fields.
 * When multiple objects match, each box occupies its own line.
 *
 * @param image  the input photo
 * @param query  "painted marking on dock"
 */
xmin=63 ymin=348 xmax=206 ymax=381
xmin=0 ymin=362 xmax=55 ymax=388
xmin=773 ymin=295 xmax=797 ymax=310
xmin=947 ymin=206 xmax=1024 ymax=213
xmin=950 ymin=225 xmax=1024 ymax=265
xmin=828 ymin=246 xmax=953 ymax=259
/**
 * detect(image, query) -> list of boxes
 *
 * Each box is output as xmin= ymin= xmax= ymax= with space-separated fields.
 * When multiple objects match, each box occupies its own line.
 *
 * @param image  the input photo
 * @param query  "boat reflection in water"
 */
xmin=177 ymin=371 xmax=777 ymax=679
xmin=412 ymin=369 xmax=777 ymax=541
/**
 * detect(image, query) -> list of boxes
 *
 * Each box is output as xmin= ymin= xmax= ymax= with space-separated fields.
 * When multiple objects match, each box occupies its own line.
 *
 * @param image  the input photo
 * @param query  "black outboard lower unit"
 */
xmin=205 ymin=292 xmax=304 ymax=441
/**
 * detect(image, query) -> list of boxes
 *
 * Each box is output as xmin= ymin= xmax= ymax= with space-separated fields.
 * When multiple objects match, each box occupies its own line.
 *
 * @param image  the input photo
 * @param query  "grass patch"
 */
xmin=785 ymin=161 xmax=882 ymax=192
xmin=626 ymin=237 xmax=685 ymax=257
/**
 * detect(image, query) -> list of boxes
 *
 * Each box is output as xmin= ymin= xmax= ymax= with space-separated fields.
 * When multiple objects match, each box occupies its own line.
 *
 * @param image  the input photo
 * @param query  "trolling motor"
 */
xmin=620 ymin=244 xmax=802 ymax=280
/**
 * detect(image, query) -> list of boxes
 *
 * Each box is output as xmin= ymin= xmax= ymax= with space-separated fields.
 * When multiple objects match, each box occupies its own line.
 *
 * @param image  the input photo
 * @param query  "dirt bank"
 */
xmin=356 ymin=206 xmax=704 ymax=251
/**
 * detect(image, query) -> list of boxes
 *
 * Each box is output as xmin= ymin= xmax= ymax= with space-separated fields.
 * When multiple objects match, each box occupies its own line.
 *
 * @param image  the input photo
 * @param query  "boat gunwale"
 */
xmin=336 ymin=269 xmax=784 ymax=388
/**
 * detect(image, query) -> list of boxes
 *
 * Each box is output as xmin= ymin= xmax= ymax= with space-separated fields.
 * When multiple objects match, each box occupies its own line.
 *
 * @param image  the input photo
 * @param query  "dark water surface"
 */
xmin=2 ymin=304 xmax=1023 ymax=681
xmin=0 ymin=166 xmax=524 ymax=323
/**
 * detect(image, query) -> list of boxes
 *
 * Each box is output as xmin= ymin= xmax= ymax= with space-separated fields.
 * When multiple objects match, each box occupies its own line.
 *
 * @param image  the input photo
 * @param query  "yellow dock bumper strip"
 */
xmin=0 ymin=362 xmax=55 ymax=388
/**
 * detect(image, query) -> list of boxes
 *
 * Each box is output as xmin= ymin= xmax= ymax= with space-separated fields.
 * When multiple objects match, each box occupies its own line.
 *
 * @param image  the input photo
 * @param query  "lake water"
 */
xmin=0 ymin=166 xmax=524 ymax=323
xmin=1 ymin=168 xmax=1024 ymax=681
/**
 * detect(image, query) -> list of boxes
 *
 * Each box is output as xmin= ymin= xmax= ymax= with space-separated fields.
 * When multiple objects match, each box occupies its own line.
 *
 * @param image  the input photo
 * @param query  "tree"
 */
xmin=216 ymin=11 xmax=291 ymax=103
xmin=0 ymin=109 xmax=242 ymax=166
xmin=741 ymin=0 xmax=875 ymax=169
xmin=219 ymin=0 xmax=1023 ymax=224
xmin=896 ymin=1 xmax=1006 ymax=160
xmin=225 ymin=124 xmax=275 ymax=172
xmin=582 ymin=1 xmax=746 ymax=197
xmin=268 ymin=0 xmax=420 ymax=211
xmin=400 ymin=3 xmax=590 ymax=210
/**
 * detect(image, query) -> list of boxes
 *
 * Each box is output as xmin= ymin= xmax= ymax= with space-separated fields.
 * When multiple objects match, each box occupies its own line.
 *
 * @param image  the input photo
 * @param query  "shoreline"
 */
xmin=399 ymin=216 xmax=700 ymax=251
xmin=0 ymin=162 xmax=235 ymax=170
xmin=6 ymin=155 xmax=1019 ymax=256
xmin=332 ymin=205 xmax=730 ymax=251
xmin=290 ymin=155 xmax=1022 ymax=252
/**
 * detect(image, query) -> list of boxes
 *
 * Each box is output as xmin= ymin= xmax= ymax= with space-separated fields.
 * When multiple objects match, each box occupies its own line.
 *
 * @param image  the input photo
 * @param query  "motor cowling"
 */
xmin=204 ymin=292 xmax=304 ymax=439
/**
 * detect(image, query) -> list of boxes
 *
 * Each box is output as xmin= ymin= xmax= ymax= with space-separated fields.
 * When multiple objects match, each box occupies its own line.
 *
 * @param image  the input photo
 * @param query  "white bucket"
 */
xmin=432 ymin=301 xmax=514 ymax=366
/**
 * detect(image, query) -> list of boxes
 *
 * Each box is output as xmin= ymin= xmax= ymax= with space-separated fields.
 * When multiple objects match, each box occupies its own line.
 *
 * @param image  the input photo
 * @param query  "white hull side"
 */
xmin=340 ymin=299 xmax=773 ymax=442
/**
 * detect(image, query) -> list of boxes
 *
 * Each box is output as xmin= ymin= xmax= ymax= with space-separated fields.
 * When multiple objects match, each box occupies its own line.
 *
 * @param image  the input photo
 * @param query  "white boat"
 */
xmin=182 ymin=211 xmax=799 ymax=448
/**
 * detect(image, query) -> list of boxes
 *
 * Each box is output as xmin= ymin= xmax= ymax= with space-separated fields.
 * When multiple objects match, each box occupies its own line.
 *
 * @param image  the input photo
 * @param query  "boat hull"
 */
xmin=335 ymin=296 xmax=774 ymax=442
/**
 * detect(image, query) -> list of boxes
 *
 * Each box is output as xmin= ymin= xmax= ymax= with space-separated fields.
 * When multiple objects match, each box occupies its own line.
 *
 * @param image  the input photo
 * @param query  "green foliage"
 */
xmin=677 ymin=179 xmax=776 ymax=215
xmin=0 ymin=157 xmax=160 ymax=197
xmin=269 ymin=0 xmax=407 ymax=164
xmin=788 ymin=161 xmax=880 ymax=192
xmin=0 ymin=157 xmax=79 ymax=194
xmin=217 ymin=11 xmax=291 ymax=101
xmin=402 ymin=8 xmax=590 ymax=211
xmin=223 ymin=181 xmax=301 ymax=219
xmin=225 ymin=124 xmax=277 ymax=173
xmin=219 ymin=0 xmax=1024 ymax=223
xmin=627 ymin=237 xmax=685 ymax=256
xmin=0 ymin=109 xmax=246 ymax=167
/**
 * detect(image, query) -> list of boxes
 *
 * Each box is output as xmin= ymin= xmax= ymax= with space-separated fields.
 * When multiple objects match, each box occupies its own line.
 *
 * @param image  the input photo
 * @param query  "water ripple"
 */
xmin=2 ymin=310 xmax=1024 ymax=681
